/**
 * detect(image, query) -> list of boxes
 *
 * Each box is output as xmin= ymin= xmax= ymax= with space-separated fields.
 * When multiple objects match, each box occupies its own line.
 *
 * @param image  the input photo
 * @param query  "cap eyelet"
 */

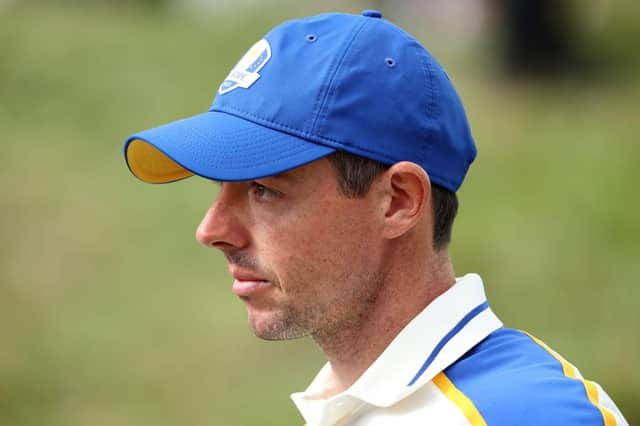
xmin=385 ymin=57 xmax=397 ymax=68
xmin=306 ymin=34 xmax=317 ymax=43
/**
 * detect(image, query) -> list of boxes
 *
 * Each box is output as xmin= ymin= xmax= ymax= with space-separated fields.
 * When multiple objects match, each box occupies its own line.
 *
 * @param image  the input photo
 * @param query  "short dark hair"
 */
xmin=327 ymin=151 xmax=458 ymax=250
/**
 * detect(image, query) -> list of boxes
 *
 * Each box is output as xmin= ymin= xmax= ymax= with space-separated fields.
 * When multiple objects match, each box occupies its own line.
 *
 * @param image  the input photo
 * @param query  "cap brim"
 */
xmin=124 ymin=111 xmax=335 ymax=183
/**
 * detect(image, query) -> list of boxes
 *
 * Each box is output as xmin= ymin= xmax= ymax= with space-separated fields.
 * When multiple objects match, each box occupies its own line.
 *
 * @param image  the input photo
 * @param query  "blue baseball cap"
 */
xmin=124 ymin=10 xmax=476 ymax=192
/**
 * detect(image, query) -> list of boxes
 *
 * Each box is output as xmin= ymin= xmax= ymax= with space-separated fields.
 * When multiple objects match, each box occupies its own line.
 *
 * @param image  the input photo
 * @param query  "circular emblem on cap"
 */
xmin=361 ymin=9 xmax=382 ymax=18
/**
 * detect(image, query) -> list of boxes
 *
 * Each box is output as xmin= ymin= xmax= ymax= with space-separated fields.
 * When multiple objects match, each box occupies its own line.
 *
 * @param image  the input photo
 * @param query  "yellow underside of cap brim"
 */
xmin=127 ymin=139 xmax=194 ymax=183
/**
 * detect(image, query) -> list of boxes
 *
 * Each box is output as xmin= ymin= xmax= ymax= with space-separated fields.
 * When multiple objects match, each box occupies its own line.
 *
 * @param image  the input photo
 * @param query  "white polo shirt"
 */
xmin=291 ymin=274 xmax=628 ymax=426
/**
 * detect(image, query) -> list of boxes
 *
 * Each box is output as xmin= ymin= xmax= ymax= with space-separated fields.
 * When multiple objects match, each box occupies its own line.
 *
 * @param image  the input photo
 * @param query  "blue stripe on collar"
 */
xmin=407 ymin=301 xmax=489 ymax=386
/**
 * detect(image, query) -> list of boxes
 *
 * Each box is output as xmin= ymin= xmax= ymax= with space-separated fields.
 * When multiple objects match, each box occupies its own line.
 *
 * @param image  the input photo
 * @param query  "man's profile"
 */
xmin=123 ymin=10 xmax=628 ymax=426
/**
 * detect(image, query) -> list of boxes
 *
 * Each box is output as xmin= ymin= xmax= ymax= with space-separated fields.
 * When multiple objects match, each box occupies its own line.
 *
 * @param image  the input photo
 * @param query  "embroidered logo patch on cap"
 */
xmin=218 ymin=39 xmax=272 ymax=95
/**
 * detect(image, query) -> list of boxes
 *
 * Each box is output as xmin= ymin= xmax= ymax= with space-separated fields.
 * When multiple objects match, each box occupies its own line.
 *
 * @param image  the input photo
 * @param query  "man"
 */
xmin=123 ymin=10 xmax=628 ymax=426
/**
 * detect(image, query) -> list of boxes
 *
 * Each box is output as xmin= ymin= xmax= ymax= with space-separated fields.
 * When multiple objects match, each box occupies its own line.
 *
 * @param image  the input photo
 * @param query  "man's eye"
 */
xmin=250 ymin=182 xmax=278 ymax=201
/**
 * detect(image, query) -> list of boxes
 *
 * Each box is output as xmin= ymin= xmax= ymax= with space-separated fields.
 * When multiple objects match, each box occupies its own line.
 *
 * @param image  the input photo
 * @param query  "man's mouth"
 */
xmin=230 ymin=268 xmax=272 ymax=297
xmin=231 ymin=279 xmax=272 ymax=297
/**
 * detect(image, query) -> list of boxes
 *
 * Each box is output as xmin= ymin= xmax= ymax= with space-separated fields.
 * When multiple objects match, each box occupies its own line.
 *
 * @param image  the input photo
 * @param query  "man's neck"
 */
xmin=311 ymin=251 xmax=455 ymax=398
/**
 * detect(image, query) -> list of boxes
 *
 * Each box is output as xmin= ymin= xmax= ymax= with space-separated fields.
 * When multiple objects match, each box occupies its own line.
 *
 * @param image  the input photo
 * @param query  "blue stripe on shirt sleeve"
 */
xmin=443 ymin=328 xmax=606 ymax=425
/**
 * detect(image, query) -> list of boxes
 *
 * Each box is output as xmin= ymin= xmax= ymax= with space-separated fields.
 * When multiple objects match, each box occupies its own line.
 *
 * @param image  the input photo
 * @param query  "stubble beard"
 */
xmin=249 ymin=303 xmax=310 ymax=341
xmin=250 ymin=270 xmax=385 ymax=345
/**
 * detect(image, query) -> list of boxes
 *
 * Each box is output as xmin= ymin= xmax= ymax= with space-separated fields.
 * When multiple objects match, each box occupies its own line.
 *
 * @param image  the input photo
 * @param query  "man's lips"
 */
xmin=230 ymin=268 xmax=272 ymax=297
xmin=232 ymin=279 xmax=272 ymax=297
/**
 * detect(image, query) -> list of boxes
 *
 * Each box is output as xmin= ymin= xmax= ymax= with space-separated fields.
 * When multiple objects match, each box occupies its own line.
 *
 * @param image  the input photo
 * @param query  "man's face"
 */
xmin=196 ymin=158 xmax=387 ymax=340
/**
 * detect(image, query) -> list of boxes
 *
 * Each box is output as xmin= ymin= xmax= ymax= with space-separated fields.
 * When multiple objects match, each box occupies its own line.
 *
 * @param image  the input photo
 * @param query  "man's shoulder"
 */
xmin=440 ymin=328 xmax=622 ymax=425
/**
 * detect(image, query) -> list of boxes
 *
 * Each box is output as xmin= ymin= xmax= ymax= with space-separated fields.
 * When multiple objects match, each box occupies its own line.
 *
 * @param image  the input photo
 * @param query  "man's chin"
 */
xmin=247 ymin=309 xmax=308 ymax=341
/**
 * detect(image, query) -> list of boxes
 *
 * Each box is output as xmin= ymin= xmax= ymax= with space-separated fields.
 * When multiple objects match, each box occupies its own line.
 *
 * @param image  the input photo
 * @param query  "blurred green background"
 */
xmin=1 ymin=0 xmax=638 ymax=425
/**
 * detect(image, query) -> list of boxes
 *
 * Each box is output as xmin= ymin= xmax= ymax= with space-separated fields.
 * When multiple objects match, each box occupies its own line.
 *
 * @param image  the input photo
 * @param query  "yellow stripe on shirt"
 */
xmin=522 ymin=331 xmax=617 ymax=426
xmin=433 ymin=371 xmax=487 ymax=426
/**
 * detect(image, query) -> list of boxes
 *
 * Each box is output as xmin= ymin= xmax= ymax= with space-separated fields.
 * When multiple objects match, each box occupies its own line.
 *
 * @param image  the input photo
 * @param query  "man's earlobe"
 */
xmin=381 ymin=162 xmax=431 ymax=239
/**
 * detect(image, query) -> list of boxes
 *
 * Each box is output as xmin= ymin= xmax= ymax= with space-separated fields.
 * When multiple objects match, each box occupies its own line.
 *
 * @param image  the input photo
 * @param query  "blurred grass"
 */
xmin=1 ymin=2 xmax=638 ymax=425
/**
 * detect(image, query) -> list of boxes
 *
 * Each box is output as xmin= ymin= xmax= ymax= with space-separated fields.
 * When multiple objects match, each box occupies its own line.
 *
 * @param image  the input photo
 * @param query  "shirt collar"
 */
xmin=291 ymin=273 xmax=503 ymax=422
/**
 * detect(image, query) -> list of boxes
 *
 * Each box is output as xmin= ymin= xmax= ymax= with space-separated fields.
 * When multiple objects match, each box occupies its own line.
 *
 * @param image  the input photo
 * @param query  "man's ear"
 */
xmin=380 ymin=162 xmax=431 ymax=239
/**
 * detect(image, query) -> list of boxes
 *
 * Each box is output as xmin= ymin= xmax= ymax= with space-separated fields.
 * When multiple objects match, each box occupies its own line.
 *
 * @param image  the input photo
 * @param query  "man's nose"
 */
xmin=196 ymin=187 xmax=249 ymax=250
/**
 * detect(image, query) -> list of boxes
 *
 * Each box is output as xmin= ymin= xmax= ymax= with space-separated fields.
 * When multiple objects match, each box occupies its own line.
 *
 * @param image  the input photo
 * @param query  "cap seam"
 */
xmin=310 ymin=18 xmax=369 ymax=136
xmin=382 ymin=24 xmax=438 ymax=172
xmin=422 ymin=54 xmax=440 ymax=173
xmin=394 ymin=30 xmax=454 ymax=190
xmin=399 ymin=30 xmax=436 ymax=168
